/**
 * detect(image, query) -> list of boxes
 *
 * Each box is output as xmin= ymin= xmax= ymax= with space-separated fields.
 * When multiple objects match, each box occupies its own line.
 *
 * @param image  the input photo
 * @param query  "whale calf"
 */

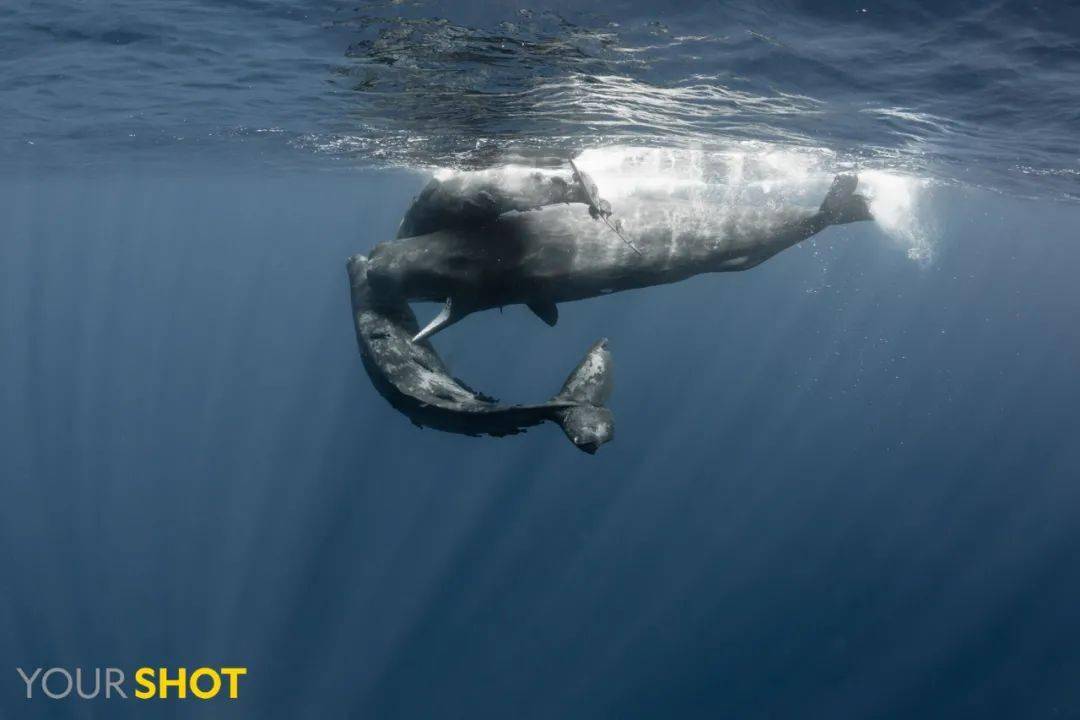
xmin=367 ymin=169 xmax=873 ymax=341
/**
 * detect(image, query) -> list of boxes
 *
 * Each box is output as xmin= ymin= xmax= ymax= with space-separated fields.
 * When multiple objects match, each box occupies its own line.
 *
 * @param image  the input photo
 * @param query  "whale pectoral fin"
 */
xmin=412 ymin=297 xmax=468 ymax=343
xmin=527 ymin=301 xmax=558 ymax=327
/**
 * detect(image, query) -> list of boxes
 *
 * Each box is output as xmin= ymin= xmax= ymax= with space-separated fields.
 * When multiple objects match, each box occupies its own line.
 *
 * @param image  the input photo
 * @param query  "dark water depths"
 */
xmin=2 ymin=1 xmax=1080 ymax=718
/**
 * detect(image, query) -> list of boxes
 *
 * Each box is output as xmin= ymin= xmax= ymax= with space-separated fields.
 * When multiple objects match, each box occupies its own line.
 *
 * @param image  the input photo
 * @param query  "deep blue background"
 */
xmin=3 ymin=0 xmax=1080 ymax=715
xmin=2 ymin=169 xmax=1079 ymax=718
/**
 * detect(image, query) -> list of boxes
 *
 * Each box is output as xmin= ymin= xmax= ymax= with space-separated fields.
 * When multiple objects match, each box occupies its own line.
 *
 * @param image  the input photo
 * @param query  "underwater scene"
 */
xmin=2 ymin=0 xmax=1079 ymax=717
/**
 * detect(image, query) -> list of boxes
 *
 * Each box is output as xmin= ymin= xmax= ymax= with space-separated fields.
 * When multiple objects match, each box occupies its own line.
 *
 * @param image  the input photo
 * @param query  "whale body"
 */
xmin=347 ymin=254 xmax=616 ymax=453
xmin=346 ymin=165 xmax=872 ymax=453
xmin=368 ymin=171 xmax=872 ymax=340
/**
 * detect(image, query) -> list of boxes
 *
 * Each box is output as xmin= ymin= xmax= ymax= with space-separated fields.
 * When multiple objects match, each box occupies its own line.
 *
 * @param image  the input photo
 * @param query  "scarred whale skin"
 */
xmin=367 ymin=174 xmax=871 ymax=328
xmin=345 ymin=170 xmax=870 ymax=452
xmin=347 ymin=254 xmax=616 ymax=453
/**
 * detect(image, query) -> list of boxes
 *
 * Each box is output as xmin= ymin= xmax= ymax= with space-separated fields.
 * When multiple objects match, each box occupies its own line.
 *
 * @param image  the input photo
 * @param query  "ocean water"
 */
xmin=2 ymin=1 xmax=1079 ymax=718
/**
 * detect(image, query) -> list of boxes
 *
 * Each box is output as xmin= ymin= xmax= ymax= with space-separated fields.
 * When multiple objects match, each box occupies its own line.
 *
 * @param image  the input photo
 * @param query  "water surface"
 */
xmin=2 ymin=1 xmax=1080 ymax=718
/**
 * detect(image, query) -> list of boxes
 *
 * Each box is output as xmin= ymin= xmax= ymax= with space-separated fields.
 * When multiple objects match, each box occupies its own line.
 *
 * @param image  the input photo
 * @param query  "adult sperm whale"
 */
xmin=367 ymin=170 xmax=873 ymax=341
xmin=347 ymin=255 xmax=616 ymax=454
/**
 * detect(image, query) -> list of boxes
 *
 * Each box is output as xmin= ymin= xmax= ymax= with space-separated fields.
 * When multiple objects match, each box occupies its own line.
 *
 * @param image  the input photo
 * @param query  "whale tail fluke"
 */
xmin=820 ymin=174 xmax=874 ymax=225
xmin=551 ymin=339 xmax=615 ymax=454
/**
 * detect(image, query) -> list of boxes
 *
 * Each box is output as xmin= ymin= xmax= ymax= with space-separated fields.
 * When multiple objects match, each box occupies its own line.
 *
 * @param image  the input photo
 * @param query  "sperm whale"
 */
xmin=347 ymin=255 xmax=615 ymax=453
xmin=347 ymin=163 xmax=873 ymax=453
xmin=367 ymin=169 xmax=873 ymax=341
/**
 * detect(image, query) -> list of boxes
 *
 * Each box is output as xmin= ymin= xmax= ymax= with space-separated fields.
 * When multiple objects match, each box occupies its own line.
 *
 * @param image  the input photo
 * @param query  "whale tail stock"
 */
xmin=820 ymin=174 xmax=874 ymax=225
xmin=550 ymin=339 xmax=615 ymax=454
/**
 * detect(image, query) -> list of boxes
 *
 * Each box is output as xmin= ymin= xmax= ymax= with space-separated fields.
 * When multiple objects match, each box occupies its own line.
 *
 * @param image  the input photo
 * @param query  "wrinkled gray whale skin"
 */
xmin=348 ymin=166 xmax=871 ymax=453
xmin=368 ymin=171 xmax=873 ymax=341
xmin=347 ymin=255 xmax=615 ymax=453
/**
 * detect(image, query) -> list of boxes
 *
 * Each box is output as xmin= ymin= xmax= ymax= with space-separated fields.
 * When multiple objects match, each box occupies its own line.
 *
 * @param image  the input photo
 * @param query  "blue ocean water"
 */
xmin=2 ymin=1 xmax=1079 ymax=718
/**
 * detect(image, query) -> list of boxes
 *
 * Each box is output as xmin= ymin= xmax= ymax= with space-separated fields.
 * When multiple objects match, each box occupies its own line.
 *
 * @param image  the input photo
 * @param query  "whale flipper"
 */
xmin=413 ymin=297 xmax=469 ymax=343
xmin=527 ymin=301 xmax=559 ymax=327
